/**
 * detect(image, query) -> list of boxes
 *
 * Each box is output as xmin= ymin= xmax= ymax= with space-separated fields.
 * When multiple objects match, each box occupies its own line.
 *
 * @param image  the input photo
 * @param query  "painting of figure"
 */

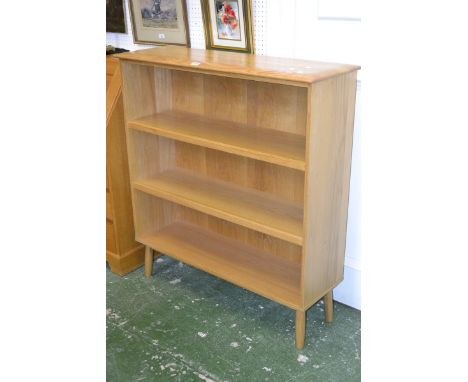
xmin=140 ymin=0 xmax=178 ymax=29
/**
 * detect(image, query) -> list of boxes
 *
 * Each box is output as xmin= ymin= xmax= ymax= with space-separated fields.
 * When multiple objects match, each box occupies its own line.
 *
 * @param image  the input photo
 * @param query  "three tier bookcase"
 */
xmin=118 ymin=46 xmax=359 ymax=349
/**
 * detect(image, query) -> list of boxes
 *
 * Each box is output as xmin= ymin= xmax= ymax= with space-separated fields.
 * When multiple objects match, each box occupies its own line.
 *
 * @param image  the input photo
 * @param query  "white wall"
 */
xmin=107 ymin=0 xmax=361 ymax=309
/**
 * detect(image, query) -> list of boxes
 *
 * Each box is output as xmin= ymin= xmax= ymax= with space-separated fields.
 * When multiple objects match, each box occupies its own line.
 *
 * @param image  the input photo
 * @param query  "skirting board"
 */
xmin=106 ymin=244 xmax=145 ymax=275
xmin=333 ymin=264 xmax=361 ymax=310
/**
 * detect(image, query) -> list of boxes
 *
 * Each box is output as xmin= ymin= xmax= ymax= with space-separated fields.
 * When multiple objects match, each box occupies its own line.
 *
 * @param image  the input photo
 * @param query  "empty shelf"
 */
xmin=133 ymin=169 xmax=304 ymax=245
xmin=140 ymin=222 xmax=302 ymax=309
xmin=128 ymin=111 xmax=306 ymax=171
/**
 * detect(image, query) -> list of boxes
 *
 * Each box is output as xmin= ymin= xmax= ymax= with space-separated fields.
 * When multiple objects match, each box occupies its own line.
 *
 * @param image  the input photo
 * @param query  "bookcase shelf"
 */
xmin=129 ymin=111 xmax=306 ymax=171
xmin=118 ymin=46 xmax=359 ymax=349
xmin=133 ymin=169 xmax=303 ymax=245
xmin=139 ymin=221 xmax=302 ymax=310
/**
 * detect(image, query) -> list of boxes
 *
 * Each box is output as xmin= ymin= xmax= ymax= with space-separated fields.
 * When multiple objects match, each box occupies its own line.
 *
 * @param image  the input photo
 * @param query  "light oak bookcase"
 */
xmin=118 ymin=46 xmax=359 ymax=349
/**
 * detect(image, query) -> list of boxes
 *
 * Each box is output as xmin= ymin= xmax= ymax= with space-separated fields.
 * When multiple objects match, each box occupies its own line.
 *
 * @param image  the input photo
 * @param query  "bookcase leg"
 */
xmin=144 ymin=246 xmax=154 ymax=278
xmin=295 ymin=310 xmax=306 ymax=349
xmin=324 ymin=290 xmax=334 ymax=323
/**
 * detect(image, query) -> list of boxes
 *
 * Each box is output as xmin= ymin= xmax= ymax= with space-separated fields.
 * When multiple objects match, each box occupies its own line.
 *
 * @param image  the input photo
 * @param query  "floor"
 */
xmin=107 ymin=256 xmax=361 ymax=382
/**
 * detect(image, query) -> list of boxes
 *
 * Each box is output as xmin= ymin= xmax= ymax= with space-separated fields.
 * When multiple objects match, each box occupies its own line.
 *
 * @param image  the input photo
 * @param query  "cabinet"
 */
xmin=106 ymin=56 xmax=145 ymax=274
xmin=118 ymin=46 xmax=359 ymax=348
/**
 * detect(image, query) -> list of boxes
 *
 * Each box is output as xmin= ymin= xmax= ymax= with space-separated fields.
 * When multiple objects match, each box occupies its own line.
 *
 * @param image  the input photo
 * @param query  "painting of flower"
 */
xmin=216 ymin=1 xmax=241 ymax=41
xmin=201 ymin=0 xmax=253 ymax=52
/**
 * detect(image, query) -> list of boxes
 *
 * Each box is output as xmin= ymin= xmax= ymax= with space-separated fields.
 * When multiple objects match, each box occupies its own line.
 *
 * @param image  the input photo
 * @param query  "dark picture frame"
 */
xmin=106 ymin=0 xmax=127 ymax=33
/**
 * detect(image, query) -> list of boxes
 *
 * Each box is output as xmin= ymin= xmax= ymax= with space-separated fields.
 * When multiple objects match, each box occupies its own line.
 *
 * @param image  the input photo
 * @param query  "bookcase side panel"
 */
xmin=301 ymin=72 xmax=358 ymax=309
xmin=121 ymin=61 xmax=158 ymax=187
xmin=133 ymin=191 xmax=177 ymax=239
xmin=121 ymin=61 xmax=174 ymax=240
xmin=120 ymin=61 xmax=157 ymax=120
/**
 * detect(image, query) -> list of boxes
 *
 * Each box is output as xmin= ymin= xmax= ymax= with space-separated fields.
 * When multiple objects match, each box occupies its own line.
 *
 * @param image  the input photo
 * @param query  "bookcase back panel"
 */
xmin=167 ymin=69 xmax=308 ymax=135
xmin=120 ymin=62 xmax=157 ymax=120
xmin=132 ymin=190 xmax=301 ymax=264
xmin=174 ymin=141 xmax=304 ymax=204
xmin=132 ymin=186 xmax=303 ymax=264
xmin=177 ymin=205 xmax=302 ymax=264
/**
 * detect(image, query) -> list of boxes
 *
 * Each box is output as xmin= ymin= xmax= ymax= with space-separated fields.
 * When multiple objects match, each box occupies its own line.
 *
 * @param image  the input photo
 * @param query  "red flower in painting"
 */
xmin=220 ymin=2 xmax=238 ymax=30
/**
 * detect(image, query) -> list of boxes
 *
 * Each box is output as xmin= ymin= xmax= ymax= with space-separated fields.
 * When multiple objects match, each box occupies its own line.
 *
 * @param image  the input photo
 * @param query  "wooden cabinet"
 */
xmin=106 ymin=56 xmax=145 ymax=275
xmin=118 ymin=46 xmax=359 ymax=348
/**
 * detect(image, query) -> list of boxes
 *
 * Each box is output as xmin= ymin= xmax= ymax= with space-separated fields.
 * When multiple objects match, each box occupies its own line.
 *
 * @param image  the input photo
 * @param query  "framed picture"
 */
xmin=129 ymin=0 xmax=190 ymax=46
xmin=106 ymin=0 xmax=127 ymax=33
xmin=201 ymin=0 xmax=254 ymax=53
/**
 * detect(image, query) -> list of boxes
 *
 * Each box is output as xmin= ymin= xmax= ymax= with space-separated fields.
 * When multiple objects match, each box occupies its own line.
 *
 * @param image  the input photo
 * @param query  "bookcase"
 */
xmin=118 ymin=46 xmax=359 ymax=349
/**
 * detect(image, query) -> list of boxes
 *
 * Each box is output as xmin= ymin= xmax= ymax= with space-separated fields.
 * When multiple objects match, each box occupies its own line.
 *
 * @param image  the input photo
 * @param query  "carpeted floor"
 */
xmin=107 ymin=256 xmax=361 ymax=381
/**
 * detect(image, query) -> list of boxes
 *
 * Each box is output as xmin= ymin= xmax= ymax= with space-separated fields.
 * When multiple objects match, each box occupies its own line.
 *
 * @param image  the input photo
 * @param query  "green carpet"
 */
xmin=107 ymin=256 xmax=360 ymax=381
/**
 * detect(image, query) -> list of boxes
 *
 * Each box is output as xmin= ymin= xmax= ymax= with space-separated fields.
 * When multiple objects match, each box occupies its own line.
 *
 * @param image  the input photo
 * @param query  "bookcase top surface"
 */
xmin=116 ymin=46 xmax=360 ymax=85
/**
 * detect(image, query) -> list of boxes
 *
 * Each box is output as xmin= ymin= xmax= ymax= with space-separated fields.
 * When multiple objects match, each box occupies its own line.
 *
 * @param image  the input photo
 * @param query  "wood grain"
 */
xmin=301 ymin=72 xmax=358 ymax=309
xmin=106 ymin=59 xmax=122 ymax=126
xmin=106 ymin=56 xmax=145 ymax=274
xmin=133 ymin=169 xmax=304 ymax=245
xmin=324 ymin=291 xmax=334 ymax=323
xmin=120 ymin=49 xmax=359 ymax=347
xmin=107 ymin=91 xmax=139 ymax=254
xmin=177 ymin=205 xmax=302 ymax=264
xmin=117 ymin=46 xmax=360 ymax=86
xmin=295 ymin=310 xmax=306 ymax=349
xmin=169 ymin=70 xmax=308 ymax=135
xmin=144 ymin=246 xmax=153 ymax=278
xmin=174 ymin=142 xmax=305 ymax=205
xmin=106 ymin=246 xmax=146 ymax=276
xmin=106 ymin=191 xmax=113 ymax=221
xmin=140 ymin=221 xmax=302 ymax=309
xmin=129 ymin=111 xmax=306 ymax=170
xmin=132 ymin=192 xmax=302 ymax=264
xmin=106 ymin=220 xmax=117 ymax=254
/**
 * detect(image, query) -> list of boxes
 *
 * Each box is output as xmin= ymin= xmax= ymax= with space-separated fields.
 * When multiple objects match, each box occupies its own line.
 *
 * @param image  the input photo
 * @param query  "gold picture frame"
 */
xmin=129 ymin=0 xmax=190 ymax=46
xmin=201 ymin=0 xmax=254 ymax=53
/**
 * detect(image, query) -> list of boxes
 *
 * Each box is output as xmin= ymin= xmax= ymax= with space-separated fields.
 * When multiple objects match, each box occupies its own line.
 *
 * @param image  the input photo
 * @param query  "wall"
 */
xmin=107 ymin=0 xmax=361 ymax=309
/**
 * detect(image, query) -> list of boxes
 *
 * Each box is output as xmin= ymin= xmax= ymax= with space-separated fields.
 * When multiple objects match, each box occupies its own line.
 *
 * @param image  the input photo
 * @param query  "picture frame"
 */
xmin=200 ymin=0 xmax=254 ymax=53
xmin=106 ymin=0 xmax=127 ymax=33
xmin=129 ymin=0 xmax=190 ymax=46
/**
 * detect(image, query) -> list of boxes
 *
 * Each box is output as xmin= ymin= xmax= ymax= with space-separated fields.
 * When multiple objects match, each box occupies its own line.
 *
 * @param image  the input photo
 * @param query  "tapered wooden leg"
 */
xmin=295 ymin=310 xmax=306 ymax=349
xmin=144 ymin=246 xmax=154 ymax=278
xmin=324 ymin=290 xmax=334 ymax=323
